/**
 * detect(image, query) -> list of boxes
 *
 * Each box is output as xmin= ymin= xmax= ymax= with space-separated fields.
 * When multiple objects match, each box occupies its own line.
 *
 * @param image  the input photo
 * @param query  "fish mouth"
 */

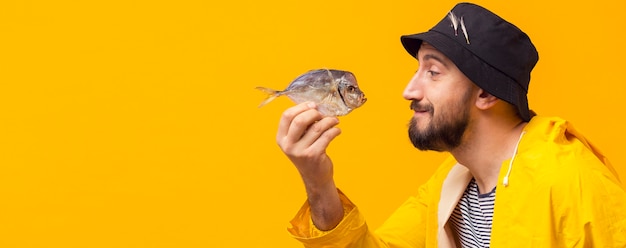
xmin=337 ymin=90 xmax=367 ymax=109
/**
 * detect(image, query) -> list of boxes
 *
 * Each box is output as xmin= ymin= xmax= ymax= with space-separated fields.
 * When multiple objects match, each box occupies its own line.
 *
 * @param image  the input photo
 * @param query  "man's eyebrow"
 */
xmin=419 ymin=54 xmax=449 ymax=68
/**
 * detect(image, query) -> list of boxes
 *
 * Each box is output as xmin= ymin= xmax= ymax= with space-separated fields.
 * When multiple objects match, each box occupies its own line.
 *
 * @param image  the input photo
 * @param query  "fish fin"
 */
xmin=255 ymin=86 xmax=280 ymax=108
xmin=325 ymin=68 xmax=333 ymax=78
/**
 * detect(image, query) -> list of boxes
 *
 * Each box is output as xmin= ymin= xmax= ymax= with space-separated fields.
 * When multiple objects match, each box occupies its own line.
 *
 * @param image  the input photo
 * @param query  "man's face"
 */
xmin=404 ymin=43 xmax=475 ymax=151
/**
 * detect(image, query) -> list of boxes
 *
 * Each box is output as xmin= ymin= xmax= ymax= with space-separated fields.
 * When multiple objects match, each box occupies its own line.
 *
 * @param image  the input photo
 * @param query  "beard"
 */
xmin=408 ymin=92 xmax=472 ymax=151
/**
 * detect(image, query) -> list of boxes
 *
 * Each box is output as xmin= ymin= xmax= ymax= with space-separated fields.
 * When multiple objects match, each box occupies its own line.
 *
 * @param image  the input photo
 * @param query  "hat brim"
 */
xmin=401 ymin=31 xmax=531 ymax=122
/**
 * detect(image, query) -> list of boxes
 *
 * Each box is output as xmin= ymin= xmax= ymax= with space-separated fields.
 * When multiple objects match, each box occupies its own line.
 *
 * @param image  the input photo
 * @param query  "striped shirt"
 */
xmin=449 ymin=178 xmax=496 ymax=248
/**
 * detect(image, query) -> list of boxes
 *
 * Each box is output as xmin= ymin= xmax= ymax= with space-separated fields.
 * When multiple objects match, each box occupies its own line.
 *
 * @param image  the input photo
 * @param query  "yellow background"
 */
xmin=1 ymin=0 xmax=625 ymax=247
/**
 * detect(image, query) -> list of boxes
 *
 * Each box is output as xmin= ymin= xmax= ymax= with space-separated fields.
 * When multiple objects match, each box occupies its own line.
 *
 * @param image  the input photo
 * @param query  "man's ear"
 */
xmin=475 ymin=89 xmax=498 ymax=110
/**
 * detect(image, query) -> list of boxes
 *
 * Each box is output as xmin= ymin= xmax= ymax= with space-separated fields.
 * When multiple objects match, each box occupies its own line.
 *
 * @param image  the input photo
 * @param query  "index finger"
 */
xmin=277 ymin=101 xmax=317 ymax=140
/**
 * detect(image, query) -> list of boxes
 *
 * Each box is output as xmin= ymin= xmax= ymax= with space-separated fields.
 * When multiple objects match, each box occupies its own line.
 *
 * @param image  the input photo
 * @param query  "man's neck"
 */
xmin=451 ymin=118 xmax=527 ymax=194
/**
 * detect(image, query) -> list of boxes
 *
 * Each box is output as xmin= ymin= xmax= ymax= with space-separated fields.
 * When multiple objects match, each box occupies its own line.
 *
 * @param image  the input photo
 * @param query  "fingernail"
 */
xmin=307 ymin=102 xmax=316 ymax=108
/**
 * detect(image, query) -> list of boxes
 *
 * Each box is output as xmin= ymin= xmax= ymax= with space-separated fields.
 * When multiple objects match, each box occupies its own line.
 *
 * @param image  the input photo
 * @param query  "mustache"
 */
xmin=410 ymin=100 xmax=433 ymax=113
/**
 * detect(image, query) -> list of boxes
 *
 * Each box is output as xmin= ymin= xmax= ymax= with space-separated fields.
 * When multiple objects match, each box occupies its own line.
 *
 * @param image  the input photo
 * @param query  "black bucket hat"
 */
xmin=400 ymin=2 xmax=538 ymax=122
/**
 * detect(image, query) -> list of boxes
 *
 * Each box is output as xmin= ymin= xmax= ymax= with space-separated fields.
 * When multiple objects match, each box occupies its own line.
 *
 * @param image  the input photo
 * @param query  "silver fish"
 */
xmin=256 ymin=69 xmax=367 ymax=116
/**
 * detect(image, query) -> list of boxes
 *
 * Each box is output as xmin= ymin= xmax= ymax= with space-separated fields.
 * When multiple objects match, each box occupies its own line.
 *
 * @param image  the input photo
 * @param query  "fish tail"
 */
xmin=255 ymin=86 xmax=281 ymax=108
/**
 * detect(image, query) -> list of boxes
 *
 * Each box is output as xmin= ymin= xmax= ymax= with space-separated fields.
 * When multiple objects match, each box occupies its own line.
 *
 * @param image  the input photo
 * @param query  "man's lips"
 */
xmin=410 ymin=101 xmax=432 ymax=114
xmin=412 ymin=110 xmax=431 ymax=119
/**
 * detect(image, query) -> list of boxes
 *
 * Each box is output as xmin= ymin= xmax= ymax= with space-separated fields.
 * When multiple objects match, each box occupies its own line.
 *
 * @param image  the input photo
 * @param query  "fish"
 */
xmin=256 ymin=69 xmax=367 ymax=116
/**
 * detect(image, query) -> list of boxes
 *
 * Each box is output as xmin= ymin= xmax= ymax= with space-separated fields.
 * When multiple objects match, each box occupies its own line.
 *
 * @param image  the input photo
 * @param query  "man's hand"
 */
xmin=276 ymin=102 xmax=344 ymax=230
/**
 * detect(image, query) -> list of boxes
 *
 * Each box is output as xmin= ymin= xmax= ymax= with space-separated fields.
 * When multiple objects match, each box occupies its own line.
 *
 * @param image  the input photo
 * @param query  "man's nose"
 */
xmin=403 ymin=72 xmax=424 ymax=101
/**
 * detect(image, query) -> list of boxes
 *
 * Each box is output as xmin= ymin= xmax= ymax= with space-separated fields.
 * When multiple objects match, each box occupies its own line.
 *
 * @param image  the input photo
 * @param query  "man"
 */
xmin=275 ymin=2 xmax=626 ymax=247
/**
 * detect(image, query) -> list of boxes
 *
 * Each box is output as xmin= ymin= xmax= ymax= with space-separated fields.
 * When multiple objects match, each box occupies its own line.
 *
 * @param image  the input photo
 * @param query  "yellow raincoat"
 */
xmin=288 ymin=116 xmax=626 ymax=247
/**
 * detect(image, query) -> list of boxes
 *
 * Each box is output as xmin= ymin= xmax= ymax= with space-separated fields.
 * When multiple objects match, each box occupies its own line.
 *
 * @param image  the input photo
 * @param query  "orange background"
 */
xmin=1 ymin=0 xmax=625 ymax=247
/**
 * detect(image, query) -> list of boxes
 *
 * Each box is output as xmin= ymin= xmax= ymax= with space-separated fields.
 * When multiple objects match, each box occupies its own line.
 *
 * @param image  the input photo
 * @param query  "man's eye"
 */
xmin=428 ymin=70 xmax=440 ymax=76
